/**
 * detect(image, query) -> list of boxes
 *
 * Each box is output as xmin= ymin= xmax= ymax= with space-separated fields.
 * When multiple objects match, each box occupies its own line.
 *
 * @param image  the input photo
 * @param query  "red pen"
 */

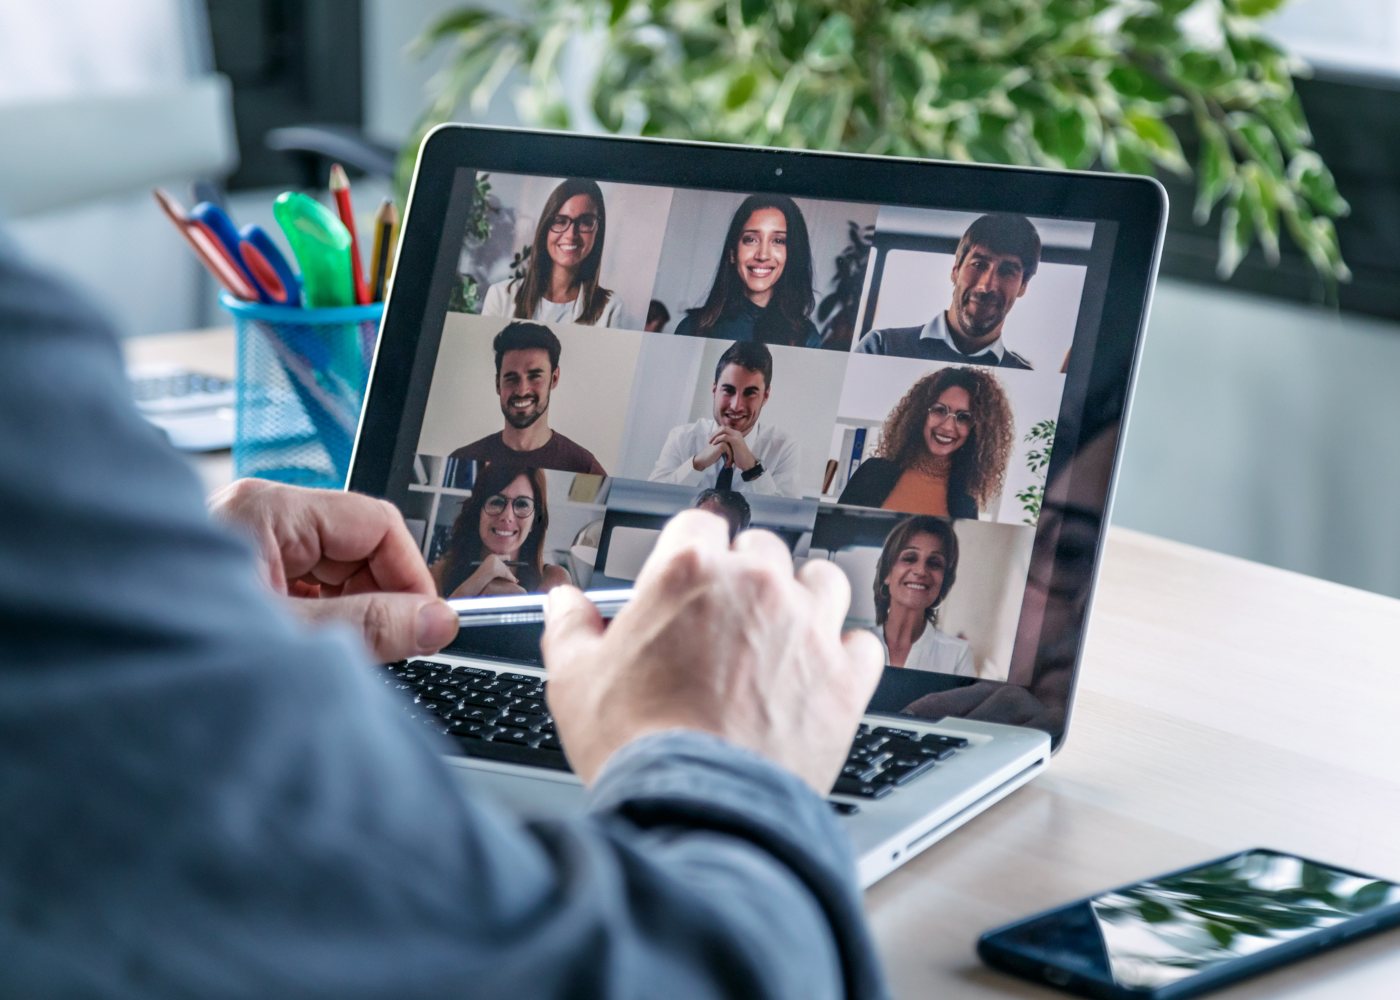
xmin=152 ymin=188 xmax=258 ymax=301
xmin=329 ymin=163 xmax=370 ymax=305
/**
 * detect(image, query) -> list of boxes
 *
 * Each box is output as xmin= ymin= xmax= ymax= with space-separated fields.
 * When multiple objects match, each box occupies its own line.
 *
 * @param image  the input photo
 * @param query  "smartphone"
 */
xmin=978 ymin=848 xmax=1400 ymax=999
xmin=448 ymin=588 xmax=633 ymax=628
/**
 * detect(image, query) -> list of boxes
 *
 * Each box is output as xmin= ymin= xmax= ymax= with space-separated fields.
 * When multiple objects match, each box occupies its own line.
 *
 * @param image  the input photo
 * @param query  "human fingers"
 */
xmin=731 ymin=528 xmax=794 ymax=576
xmin=309 ymin=493 xmax=437 ymax=597
xmin=635 ymin=509 xmax=731 ymax=589
xmin=841 ymin=628 xmax=885 ymax=698
xmin=795 ymin=558 xmax=853 ymax=628
xmin=292 ymin=593 xmax=459 ymax=660
xmin=540 ymin=585 xmax=606 ymax=677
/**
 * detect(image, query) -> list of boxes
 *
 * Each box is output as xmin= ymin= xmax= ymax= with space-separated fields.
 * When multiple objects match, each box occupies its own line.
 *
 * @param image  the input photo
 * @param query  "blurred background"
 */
xmin=2 ymin=0 xmax=1397 ymax=599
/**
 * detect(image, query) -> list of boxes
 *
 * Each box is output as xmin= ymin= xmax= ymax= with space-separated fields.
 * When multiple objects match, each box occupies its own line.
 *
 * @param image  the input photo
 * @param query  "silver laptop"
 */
xmin=348 ymin=126 xmax=1165 ymax=887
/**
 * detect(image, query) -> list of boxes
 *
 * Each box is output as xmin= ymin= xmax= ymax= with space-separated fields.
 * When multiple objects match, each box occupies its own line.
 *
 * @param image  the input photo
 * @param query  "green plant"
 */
xmin=815 ymin=222 xmax=874 ymax=351
xmin=413 ymin=0 xmax=1350 ymax=287
xmin=1017 ymin=418 xmax=1056 ymax=524
xmin=445 ymin=172 xmax=498 ymax=312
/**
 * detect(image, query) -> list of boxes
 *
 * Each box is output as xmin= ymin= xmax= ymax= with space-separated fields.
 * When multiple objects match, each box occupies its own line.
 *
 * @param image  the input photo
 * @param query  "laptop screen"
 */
xmin=355 ymin=129 xmax=1163 ymax=746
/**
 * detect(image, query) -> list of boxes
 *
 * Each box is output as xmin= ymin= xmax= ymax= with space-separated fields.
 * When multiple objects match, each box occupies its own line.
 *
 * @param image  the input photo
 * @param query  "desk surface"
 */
xmin=127 ymin=329 xmax=1400 ymax=999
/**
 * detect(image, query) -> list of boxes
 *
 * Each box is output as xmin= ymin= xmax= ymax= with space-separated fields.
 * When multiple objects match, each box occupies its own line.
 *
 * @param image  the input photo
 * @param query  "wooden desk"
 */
xmin=127 ymin=329 xmax=1400 ymax=999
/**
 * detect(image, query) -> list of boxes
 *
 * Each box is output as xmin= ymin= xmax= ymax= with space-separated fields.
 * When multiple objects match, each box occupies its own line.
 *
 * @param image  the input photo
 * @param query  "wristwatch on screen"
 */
xmin=741 ymin=462 xmax=765 ymax=482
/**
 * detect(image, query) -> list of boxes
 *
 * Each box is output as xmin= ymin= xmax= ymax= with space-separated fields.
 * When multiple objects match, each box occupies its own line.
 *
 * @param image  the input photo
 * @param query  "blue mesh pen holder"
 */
xmin=222 ymin=294 xmax=384 ymax=489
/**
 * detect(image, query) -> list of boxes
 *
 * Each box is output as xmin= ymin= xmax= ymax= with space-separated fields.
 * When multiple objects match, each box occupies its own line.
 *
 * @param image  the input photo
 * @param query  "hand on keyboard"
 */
xmin=540 ymin=509 xmax=883 ymax=793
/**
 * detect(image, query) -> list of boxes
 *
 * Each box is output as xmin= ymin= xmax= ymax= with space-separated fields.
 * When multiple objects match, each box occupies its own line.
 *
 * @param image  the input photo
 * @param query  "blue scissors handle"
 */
xmin=191 ymin=202 xmax=300 ymax=305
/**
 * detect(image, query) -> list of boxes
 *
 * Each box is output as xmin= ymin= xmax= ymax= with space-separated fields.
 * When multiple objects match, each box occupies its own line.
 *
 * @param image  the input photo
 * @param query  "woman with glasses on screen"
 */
xmin=430 ymin=465 xmax=571 ymax=598
xmin=675 ymin=194 xmax=820 ymax=348
xmin=481 ymin=178 xmax=623 ymax=327
xmin=838 ymin=366 xmax=1013 ymax=519
xmin=871 ymin=515 xmax=974 ymax=674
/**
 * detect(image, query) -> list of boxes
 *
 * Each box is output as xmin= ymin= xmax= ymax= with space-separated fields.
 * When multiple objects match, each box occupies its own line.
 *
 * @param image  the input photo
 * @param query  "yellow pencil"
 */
xmin=369 ymin=198 xmax=399 ymax=302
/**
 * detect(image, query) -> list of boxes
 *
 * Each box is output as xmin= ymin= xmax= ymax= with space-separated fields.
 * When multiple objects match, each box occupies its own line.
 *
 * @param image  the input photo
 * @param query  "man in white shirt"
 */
xmin=649 ymin=342 xmax=802 ymax=497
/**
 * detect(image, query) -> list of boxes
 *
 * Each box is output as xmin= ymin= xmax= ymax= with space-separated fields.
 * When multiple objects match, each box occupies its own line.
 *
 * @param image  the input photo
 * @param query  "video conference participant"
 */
xmin=649 ymin=341 xmax=801 ymax=497
xmin=675 ymin=194 xmax=819 ymax=348
xmin=448 ymin=321 xmax=607 ymax=476
xmin=838 ymin=366 xmax=1013 ymax=519
xmin=481 ymin=178 xmax=625 ymax=327
xmin=870 ymin=515 xmax=974 ymax=674
xmin=694 ymin=488 xmax=752 ymax=542
xmin=429 ymin=464 xmax=570 ymax=598
xmin=856 ymin=213 xmax=1042 ymax=368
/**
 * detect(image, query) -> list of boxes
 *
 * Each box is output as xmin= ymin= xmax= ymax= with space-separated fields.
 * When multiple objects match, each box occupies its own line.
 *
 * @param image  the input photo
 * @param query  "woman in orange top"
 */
xmin=838 ymin=366 xmax=1013 ymax=519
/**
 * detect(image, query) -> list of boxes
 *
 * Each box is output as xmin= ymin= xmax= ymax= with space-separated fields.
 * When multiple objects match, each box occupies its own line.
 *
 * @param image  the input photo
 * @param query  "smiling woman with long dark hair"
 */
xmin=429 ymin=464 xmax=571 ymax=598
xmin=675 ymin=194 xmax=818 ymax=348
xmin=482 ymin=178 xmax=622 ymax=326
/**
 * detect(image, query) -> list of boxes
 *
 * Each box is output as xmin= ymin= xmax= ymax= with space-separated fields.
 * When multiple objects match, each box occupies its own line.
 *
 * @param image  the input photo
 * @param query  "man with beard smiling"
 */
xmin=855 ymin=213 xmax=1041 ymax=369
xmin=448 ymin=322 xmax=606 ymax=476
xmin=649 ymin=341 xmax=801 ymax=497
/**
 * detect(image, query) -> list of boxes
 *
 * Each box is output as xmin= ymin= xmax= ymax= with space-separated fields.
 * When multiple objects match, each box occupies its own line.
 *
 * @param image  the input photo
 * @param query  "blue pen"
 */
xmin=191 ymin=202 xmax=300 ymax=306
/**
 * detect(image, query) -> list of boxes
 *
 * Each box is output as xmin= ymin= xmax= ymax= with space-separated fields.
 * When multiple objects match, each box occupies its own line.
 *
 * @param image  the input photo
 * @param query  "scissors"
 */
xmin=190 ymin=201 xmax=301 ymax=306
xmin=153 ymin=189 xmax=258 ymax=301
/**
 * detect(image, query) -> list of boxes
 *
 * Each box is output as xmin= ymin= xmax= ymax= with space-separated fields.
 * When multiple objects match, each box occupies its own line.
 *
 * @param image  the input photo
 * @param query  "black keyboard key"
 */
xmin=454 ymin=736 xmax=570 ymax=772
xmin=515 ymin=697 xmax=545 ymax=715
xmin=493 ymin=727 xmax=535 ymax=746
xmin=460 ymin=690 xmax=506 ymax=709
xmin=831 ymin=776 xmax=894 ymax=799
xmin=842 ymin=762 xmax=883 ymax=784
xmin=537 ymin=733 xmax=562 ymax=752
xmin=828 ymin=801 xmax=861 ymax=816
xmin=448 ymin=706 xmax=503 ymax=724
xmin=446 ymin=720 xmax=494 ymax=740
xmin=923 ymin=733 xmax=970 ymax=749
xmin=499 ymin=672 xmax=540 ymax=683
xmin=416 ymin=687 xmax=459 ymax=706
xmin=889 ymin=759 xmax=938 ymax=785
xmin=873 ymin=726 xmax=919 ymax=741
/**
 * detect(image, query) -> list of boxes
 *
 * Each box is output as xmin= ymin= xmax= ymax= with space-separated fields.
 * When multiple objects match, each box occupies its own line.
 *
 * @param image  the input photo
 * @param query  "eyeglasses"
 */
xmin=483 ymin=494 xmax=536 ymax=517
xmin=928 ymin=402 xmax=974 ymax=428
xmin=548 ymin=212 xmax=599 ymax=234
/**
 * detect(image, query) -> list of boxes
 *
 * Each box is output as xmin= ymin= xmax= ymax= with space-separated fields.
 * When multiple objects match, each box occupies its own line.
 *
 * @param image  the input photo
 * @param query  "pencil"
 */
xmin=368 ymin=198 xmax=398 ymax=302
xmin=329 ymin=163 xmax=370 ymax=305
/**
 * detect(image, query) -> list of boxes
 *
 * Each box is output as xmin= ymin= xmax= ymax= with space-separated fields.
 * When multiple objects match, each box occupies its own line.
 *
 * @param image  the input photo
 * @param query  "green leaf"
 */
xmin=418 ymin=7 xmax=496 ymax=47
xmin=1175 ymin=51 xmax=1235 ymax=91
xmin=1126 ymin=109 xmax=1189 ymax=175
xmin=1120 ymin=14 xmax=1182 ymax=47
xmin=1233 ymin=114 xmax=1286 ymax=174
xmin=1233 ymin=0 xmax=1289 ymax=17
xmin=1107 ymin=65 xmax=1175 ymax=103
xmin=1242 ymin=164 xmax=1280 ymax=263
xmin=609 ymin=0 xmax=629 ymax=26
xmin=804 ymin=12 xmax=854 ymax=70
xmin=1349 ymin=881 xmax=1394 ymax=912
xmin=1290 ymin=152 xmax=1350 ymax=217
xmin=725 ymin=70 xmax=759 ymax=110
xmin=1205 ymin=922 xmax=1237 ymax=946
xmin=1217 ymin=184 xmax=1252 ymax=278
xmin=1194 ymin=120 xmax=1236 ymax=223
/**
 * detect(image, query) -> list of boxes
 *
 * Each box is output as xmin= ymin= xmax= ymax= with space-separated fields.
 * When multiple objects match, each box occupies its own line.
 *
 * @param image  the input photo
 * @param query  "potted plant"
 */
xmin=408 ymin=0 xmax=1349 ymax=287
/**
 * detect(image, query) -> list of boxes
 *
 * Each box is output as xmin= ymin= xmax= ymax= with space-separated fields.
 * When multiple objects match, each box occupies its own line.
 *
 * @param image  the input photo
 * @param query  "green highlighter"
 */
xmin=273 ymin=191 xmax=355 ymax=308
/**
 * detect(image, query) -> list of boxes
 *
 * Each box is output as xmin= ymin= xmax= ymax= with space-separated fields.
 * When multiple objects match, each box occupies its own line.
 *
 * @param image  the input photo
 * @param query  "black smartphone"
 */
xmin=978 ymin=848 xmax=1400 ymax=999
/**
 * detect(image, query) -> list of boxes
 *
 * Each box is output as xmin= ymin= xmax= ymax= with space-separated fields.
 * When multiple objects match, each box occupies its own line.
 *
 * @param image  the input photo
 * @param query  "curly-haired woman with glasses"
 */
xmin=482 ymin=178 xmax=623 ymax=326
xmin=430 ymin=464 xmax=571 ymax=598
xmin=838 ymin=366 xmax=1014 ymax=519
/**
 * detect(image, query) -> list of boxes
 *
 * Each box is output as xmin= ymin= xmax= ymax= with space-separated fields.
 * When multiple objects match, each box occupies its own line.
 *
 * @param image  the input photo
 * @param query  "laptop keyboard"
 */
xmin=383 ymin=659 xmax=968 ymax=812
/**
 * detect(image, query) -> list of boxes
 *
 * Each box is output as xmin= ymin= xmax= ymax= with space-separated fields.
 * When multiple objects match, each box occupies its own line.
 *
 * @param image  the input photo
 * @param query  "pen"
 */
xmin=368 ymin=198 xmax=398 ymax=302
xmin=329 ymin=163 xmax=370 ymax=305
xmin=153 ymin=188 xmax=258 ymax=301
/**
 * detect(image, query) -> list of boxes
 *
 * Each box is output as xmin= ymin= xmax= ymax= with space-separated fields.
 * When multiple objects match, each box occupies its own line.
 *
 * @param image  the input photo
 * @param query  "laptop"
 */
xmin=347 ymin=125 xmax=1165 ymax=887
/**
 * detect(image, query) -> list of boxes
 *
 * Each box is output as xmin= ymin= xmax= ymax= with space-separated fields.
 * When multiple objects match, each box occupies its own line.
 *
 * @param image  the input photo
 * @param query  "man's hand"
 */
xmin=708 ymin=426 xmax=757 ymax=471
xmin=541 ymin=510 xmax=883 ymax=792
xmin=209 ymin=479 xmax=459 ymax=661
xmin=691 ymin=439 xmax=729 ymax=472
